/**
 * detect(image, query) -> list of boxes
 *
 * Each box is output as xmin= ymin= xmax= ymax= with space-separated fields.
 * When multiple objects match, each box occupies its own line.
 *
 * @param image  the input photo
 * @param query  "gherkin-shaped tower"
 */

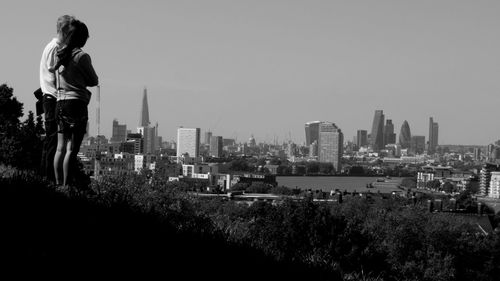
xmin=399 ymin=120 xmax=412 ymax=149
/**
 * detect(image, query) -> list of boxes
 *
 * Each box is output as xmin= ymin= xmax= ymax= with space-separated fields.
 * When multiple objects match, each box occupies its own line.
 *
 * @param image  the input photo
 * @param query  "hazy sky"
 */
xmin=1 ymin=0 xmax=499 ymax=145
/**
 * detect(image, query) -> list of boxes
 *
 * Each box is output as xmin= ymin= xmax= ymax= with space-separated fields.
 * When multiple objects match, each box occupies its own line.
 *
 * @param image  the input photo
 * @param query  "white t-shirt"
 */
xmin=39 ymin=38 xmax=60 ymax=97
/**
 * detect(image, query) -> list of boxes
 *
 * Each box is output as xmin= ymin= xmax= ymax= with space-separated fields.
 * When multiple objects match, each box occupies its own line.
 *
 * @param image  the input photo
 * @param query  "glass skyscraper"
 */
xmin=356 ymin=130 xmax=368 ymax=148
xmin=209 ymin=136 xmax=223 ymax=158
xmin=428 ymin=117 xmax=439 ymax=154
xmin=399 ymin=120 xmax=412 ymax=149
xmin=305 ymin=121 xmax=321 ymax=156
xmin=384 ymin=119 xmax=396 ymax=145
xmin=370 ymin=110 xmax=385 ymax=151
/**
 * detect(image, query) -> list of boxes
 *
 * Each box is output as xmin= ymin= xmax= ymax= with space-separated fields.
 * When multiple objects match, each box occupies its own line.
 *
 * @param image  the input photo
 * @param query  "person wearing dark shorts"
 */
xmin=53 ymin=20 xmax=98 ymax=187
xmin=39 ymin=15 xmax=75 ymax=182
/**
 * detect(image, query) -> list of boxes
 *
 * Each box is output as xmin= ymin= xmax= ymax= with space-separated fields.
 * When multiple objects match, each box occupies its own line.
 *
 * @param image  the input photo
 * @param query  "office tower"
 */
xmin=428 ymin=117 xmax=439 ymax=154
xmin=210 ymin=136 xmax=223 ymax=158
xmin=494 ymin=148 xmax=500 ymax=162
xmin=177 ymin=127 xmax=200 ymax=158
xmin=410 ymin=135 xmax=426 ymax=155
xmin=488 ymin=144 xmax=495 ymax=162
xmin=204 ymin=131 xmax=212 ymax=145
xmin=139 ymin=88 xmax=150 ymax=127
xmin=474 ymin=148 xmax=481 ymax=161
xmin=305 ymin=121 xmax=321 ymax=146
xmin=137 ymin=126 xmax=157 ymax=154
xmin=370 ymin=110 xmax=385 ymax=151
xmin=399 ymin=120 xmax=412 ymax=149
xmin=356 ymin=130 xmax=368 ymax=148
xmin=305 ymin=121 xmax=321 ymax=156
xmin=110 ymin=119 xmax=127 ymax=144
xmin=384 ymin=119 xmax=396 ymax=145
xmin=318 ymin=122 xmax=343 ymax=172
xmin=156 ymin=136 xmax=163 ymax=150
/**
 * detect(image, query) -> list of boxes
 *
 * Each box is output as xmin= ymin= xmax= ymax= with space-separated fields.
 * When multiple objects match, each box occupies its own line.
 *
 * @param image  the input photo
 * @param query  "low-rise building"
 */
xmin=417 ymin=166 xmax=453 ymax=190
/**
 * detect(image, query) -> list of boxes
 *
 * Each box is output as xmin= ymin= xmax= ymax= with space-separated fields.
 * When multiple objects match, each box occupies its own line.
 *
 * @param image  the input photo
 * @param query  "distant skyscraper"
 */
xmin=318 ymin=122 xmax=343 ymax=172
xmin=474 ymin=147 xmax=481 ymax=161
xmin=177 ymin=127 xmax=200 ymax=159
xmin=428 ymin=117 xmax=439 ymax=154
xmin=136 ymin=88 xmax=158 ymax=154
xmin=370 ymin=110 xmax=385 ymax=151
xmin=137 ymin=126 xmax=157 ymax=154
xmin=110 ymin=119 xmax=127 ymax=143
xmin=139 ymin=88 xmax=150 ymax=127
xmin=209 ymin=136 xmax=223 ymax=158
xmin=411 ymin=135 xmax=426 ymax=155
xmin=305 ymin=121 xmax=321 ymax=156
xmin=204 ymin=131 xmax=212 ymax=145
xmin=305 ymin=121 xmax=321 ymax=146
xmin=384 ymin=119 xmax=396 ymax=145
xmin=399 ymin=120 xmax=412 ymax=149
xmin=488 ymin=144 xmax=495 ymax=162
xmin=356 ymin=130 xmax=368 ymax=148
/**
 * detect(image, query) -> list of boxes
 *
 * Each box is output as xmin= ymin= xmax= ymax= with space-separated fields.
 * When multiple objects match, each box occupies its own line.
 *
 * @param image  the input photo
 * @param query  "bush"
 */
xmin=269 ymin=185 xmax=295 ymax=195
xmin=246 ymin=182 xmax=272 ymax=193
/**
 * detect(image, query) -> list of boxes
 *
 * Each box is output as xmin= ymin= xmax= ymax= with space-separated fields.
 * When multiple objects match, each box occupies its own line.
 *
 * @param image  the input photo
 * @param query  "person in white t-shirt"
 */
xmin=39 ymin=15 xmax=75 ymax=182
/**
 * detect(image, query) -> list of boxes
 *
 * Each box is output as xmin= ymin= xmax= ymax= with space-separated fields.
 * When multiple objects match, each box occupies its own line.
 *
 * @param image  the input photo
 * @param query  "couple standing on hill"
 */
xmin=39 ymin=15 xmax=98 ymax=188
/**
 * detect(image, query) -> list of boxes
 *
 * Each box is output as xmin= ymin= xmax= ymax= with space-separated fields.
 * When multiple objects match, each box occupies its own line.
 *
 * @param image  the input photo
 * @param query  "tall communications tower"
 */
xmin=94 ymin=85 xmax=101 ymax=180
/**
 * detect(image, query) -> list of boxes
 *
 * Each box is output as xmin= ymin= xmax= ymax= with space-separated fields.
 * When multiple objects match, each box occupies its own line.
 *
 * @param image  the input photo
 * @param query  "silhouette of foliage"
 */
xmin=0 ymin=84 xmax=44 ymax=170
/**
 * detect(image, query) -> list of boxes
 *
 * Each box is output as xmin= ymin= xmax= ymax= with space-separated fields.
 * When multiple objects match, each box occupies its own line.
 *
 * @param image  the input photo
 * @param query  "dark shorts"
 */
xmin=56 ymin=99 xmax=88 ymax=136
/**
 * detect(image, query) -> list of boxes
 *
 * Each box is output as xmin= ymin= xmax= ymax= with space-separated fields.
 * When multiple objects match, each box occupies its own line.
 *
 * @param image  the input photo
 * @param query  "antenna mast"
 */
xmin=94 ymin=85 xmax=101 ymax=181
xmin=96 ymin=85 xmax=100 ymax=137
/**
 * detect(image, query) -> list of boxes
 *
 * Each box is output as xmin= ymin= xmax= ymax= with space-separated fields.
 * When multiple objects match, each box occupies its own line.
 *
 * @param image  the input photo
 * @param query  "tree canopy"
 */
xmin=0 ymin=84 xmax=44 ymax=170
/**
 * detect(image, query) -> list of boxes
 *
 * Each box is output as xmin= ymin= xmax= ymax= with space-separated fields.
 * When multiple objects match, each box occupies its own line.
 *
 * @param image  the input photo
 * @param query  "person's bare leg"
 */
xmin=62 ymin=135 xmax=74 ymax=187
xmin=53 ymin=133 xmax=66 ymax=186
xmin=63 ymin=129 xmax=85 ymax=187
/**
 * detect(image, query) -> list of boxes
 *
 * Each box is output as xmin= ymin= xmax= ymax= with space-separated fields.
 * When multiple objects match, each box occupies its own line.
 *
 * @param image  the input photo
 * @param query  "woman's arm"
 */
xmin=79 ymin=53 xmax=99 ymax=87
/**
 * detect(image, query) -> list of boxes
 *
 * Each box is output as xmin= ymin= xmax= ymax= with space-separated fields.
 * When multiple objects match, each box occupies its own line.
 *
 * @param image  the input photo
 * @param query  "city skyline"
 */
xmin=1 ymin=0 xmax=500 ymax=145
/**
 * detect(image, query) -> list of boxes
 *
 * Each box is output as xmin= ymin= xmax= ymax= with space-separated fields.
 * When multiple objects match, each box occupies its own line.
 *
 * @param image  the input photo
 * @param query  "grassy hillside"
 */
xmin=0 ymin=174 xmax=337 ymax=280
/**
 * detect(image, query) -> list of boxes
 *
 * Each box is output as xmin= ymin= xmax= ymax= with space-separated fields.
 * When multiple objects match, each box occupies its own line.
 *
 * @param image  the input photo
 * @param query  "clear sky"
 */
xmin=1 ymin=0 xmax=499 ymax=145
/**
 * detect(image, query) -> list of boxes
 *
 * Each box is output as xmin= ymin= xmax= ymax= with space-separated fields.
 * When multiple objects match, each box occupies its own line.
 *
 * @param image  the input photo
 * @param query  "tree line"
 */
xmin=0 ymin=84 xmax=45 ymax=171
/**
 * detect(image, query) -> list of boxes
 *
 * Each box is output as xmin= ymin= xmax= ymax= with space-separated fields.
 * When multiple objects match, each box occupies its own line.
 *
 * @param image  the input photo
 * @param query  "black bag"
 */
xmin=34 ymin=88 xmax=44 ymax=116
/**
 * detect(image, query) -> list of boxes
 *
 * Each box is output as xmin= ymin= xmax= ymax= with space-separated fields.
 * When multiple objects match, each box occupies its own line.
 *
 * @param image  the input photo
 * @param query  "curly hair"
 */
xmin=51 ymin=20 xmax=90 ymax=71
xmin=56 ymin=15 xmax=76 ymax=39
